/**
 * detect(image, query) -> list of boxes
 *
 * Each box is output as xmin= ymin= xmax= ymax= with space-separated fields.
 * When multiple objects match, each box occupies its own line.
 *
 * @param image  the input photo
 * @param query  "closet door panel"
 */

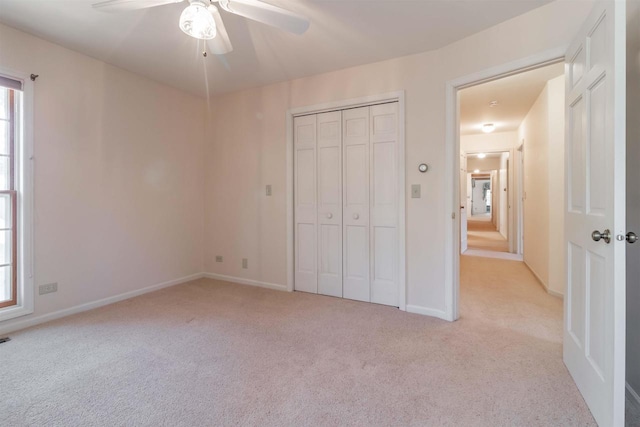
xmin=317 ymin=111 xmax=343 ymax=297
xmin=343 ymin=106 xmax=370 ymax=302
xmin=294 ymin=115 xmax=318 ymax=294
xmin=370 ymin=103 xmax=399 ymax=306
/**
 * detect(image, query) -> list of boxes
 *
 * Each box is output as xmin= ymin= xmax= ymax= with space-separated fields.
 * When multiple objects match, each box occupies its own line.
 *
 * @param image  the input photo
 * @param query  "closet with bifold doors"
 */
xmin=294 ymin=102 xmax=400 ymax=307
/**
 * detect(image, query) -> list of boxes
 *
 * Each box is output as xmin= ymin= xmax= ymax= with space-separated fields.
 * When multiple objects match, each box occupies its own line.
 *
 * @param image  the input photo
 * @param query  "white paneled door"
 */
xmin=343 ymin=106 xmax=371 ymax=302
xmin=317 ymin=111 xmax=343 ymax=297
xmin=294 ymin=102 xmax=401 ymax=307
xmin=564 ymin=2 xmax=625 ymax=426
xmin=294 ymin=115 xmax=317 ymax=294
xmin=370 ymin=103 xmax=399 ymax=306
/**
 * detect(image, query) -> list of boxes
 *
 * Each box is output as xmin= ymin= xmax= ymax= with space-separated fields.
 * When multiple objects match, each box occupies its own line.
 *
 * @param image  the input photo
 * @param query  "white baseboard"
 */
xmin=463 ymin=249 xmax=523 ymax=261
xmin=523 ymin=261 xmax=563 ymax=299
xmin=628 ymin=382 xmax=640 ymax=409
xmin=204 ymin=272 xmax=287 ymax=292
xmin=0 ymin=272 xmax=204 ymax=336
xmin=406 ymin=304 xmax=451 ymax=321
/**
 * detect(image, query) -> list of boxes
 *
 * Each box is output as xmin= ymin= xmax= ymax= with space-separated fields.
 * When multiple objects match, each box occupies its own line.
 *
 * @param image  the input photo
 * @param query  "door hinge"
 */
xmin=452 ymin=212 xmax=456 ymax=219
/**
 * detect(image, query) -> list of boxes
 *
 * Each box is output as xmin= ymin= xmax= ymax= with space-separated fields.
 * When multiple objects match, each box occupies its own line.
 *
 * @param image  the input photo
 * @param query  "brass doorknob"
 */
xmin=592 ymin=229 xmax=612 ymax=244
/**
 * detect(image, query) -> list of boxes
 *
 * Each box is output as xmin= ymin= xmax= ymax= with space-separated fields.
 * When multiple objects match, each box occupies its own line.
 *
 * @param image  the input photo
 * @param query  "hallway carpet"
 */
xmin=1 ymin=259 xmax=594 ymax=426
xmin=467 ymin=218 xmax=510 ymax=253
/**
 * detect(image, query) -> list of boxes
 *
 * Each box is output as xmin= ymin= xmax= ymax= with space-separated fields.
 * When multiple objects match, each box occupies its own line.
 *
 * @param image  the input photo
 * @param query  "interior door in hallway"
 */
xmin=564 ymin=2 xmax=626 ymax=426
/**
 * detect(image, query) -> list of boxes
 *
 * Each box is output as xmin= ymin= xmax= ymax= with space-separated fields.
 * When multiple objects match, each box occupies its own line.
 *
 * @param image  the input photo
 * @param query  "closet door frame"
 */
xmin=286 ymin=91 xmax=406 ymax=311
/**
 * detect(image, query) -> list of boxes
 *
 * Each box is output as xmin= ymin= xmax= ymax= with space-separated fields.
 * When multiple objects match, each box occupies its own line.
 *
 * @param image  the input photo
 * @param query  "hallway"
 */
xmin=467 ymin=216 xmax=509 ymax=253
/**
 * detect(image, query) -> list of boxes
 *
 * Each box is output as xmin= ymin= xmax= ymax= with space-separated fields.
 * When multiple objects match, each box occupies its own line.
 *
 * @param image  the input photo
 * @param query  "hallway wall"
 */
xmin=499 ymin=153 xmax=509 ymax=239
xmin=517 ymin=75 xmax=564 ymax=296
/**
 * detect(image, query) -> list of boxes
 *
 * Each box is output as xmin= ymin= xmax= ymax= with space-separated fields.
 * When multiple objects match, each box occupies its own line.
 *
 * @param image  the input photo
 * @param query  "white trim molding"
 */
xmin=0 ymin=66 xmax=35 ymax=323
xmin=444 ymin=48 xmax=567 ymax=322
xmin=286 ymin=91 xmax=407 ymax=311
xmin=0 ymin=273 xmax=204 ymax=336
xmin=204 ymin=273 xmax=287 ymax=292
xmin=406 ymin=305 xmax=449 ymax=321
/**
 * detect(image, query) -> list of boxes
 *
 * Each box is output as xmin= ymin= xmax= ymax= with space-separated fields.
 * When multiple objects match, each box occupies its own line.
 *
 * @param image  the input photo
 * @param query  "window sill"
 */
xmin=0 ymin=303 xmax=33 ymax=322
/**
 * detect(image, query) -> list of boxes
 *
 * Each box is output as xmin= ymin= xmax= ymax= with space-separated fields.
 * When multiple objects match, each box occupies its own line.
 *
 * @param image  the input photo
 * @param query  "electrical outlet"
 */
xmin=266 ymin=185 xmax=272 ymax=196
xmin=215 ymin=255 xmax=223 ymax=262
xmin=39 ymin=282 xmax=58 ymax=295
xmin=242 ymin=258 xmax=248 ymax=269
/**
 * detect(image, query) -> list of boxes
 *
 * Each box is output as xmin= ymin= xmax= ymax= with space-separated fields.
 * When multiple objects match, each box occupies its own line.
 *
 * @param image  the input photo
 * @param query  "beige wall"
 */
xmin=467 ymin=157 xmax=501 ymax=171
xmin=547 ymin=76 xmax=565 ymax=296
xmin=0 ymin=24 xmax=205 ymax=331
xmin=461 ymin=131 xmax=519 ymax=153
xmin=499 ymin=152 xmax=509 ymax=238
xmin=518 ymin=75 xmax=564 ymax=296
xmin=203 ymin=1 xmax=592 ymax=315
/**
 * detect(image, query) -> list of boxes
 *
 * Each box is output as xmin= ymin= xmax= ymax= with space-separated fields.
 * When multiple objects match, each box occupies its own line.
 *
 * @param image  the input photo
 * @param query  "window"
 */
xmin=0 ymin=71 xmax=33 ymax=322
xmin=0 ymin=87 xmax=17 ymax=309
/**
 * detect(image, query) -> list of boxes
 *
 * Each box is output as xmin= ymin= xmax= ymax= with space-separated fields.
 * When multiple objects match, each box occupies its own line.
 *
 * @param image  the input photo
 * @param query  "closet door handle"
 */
xmin=326 ymin=213 xmax=333 ymax=219
xmin=353 ymin=213 xmax=360 ymax=220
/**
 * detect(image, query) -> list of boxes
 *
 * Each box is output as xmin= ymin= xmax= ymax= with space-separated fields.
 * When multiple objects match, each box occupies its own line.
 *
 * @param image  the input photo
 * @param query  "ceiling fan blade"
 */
xmin=208 ymin=5 xmax=233 ymax=54
xmin=218 ymin=0 xmax=310 ymax=35
xmin=92 ymin=0 xmax=182 ymax=12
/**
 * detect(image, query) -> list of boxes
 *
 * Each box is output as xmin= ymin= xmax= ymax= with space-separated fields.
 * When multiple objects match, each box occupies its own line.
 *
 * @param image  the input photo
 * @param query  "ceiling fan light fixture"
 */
xmin=180 ymin=1 xmax=217 ymax=40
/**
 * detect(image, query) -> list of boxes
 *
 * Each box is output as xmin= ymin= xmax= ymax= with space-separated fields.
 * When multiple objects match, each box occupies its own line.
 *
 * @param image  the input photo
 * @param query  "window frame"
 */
xmin=0 ymin=67 xmax=34 ymax=322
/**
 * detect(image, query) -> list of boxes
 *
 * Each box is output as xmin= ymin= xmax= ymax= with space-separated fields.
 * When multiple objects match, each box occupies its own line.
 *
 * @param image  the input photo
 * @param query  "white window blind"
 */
xmin=0 ymin=75 xmax=22 ymax=91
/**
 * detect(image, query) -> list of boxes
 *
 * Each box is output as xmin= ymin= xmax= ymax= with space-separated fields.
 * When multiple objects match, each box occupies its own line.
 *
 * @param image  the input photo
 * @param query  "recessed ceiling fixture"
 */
xmin=482 ymin=123 xmax=495 ymax=133
xmin=477 ymin=153 xmax=486 ymax=159
xmin=473 ymin=169 xmax=480 ymax=173
xmin=489 ymin=100 xmax=499 ymax=107
xmin=93 ymin=0 xmax=311 ymax=53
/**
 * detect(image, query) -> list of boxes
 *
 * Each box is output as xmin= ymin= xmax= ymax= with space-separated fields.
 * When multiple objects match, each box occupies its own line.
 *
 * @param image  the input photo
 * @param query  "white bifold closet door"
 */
xmin=294 ymin=102 xmax=399 ymax=307
xmin=317 ymin=111 xmax=343 ymax=297
xmin=343 ymin=106 xmax=370 ymax=302
xmin=369 ymin=103 xmax=399 ymax=306
xmin=294 ymin=114 xmax=317 ymax=294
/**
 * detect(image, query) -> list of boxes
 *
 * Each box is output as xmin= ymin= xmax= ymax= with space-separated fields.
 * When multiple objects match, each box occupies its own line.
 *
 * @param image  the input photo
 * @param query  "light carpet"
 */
xmin=467 ymin=219 xmax=510 ymax=253
xmin=1 ymin=257 xmax=595 ymax=426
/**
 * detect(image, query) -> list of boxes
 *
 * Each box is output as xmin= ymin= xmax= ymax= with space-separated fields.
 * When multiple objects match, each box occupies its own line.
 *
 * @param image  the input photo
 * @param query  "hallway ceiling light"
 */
xmin=477 ymin=153 xmax=486 ymax=159
xmin=482 ymin=123 xmax=495 ymax=133
xmin=473 ymin=169 xmax=480 ymax=173
xmin=489 ymin=100 xmax=499 ymax=107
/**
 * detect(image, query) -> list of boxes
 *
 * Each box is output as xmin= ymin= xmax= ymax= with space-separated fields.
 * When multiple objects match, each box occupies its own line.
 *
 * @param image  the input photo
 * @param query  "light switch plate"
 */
xmin=266 ymin=185 xmax=272 ymax=196
xmin=215 ymin=256 xmax=223 ymax=262
xmin=411 ymin=184 xmax=421 ymax=198
xmin=242 ymin=258 xmax=248 ymax=269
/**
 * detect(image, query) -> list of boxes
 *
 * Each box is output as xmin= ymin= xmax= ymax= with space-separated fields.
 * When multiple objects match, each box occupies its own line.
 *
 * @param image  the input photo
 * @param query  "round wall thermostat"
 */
xmin=418 ymin=163 xmax=429 ymax=173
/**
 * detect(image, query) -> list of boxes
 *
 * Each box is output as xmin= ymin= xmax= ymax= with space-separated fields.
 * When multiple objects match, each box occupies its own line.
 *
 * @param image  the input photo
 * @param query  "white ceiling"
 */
xmin=459 ymin=61 xmax=564 ymax=135
xmin=0 ymin=0 xmax=553 ymax=97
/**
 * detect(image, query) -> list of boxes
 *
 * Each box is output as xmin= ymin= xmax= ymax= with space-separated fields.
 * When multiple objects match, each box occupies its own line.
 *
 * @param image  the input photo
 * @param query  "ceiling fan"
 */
xmin=92 ymin=0 xmax=311 ymax=55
